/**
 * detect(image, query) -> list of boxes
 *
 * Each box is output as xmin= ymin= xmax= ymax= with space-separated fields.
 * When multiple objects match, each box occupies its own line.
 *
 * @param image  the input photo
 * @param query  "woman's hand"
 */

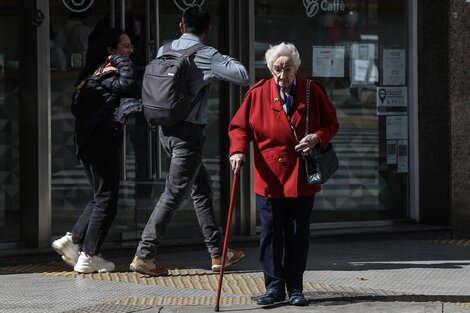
xmin=229 ymin=153 xmax=245 ymax=174
xmin=295 ymin=133 xmax=319 ymax=153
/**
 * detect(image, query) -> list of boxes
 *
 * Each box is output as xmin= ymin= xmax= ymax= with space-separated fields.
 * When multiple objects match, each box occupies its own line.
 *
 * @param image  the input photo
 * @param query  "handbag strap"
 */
xmin=305 ymin=79 xmax=311 ymax=137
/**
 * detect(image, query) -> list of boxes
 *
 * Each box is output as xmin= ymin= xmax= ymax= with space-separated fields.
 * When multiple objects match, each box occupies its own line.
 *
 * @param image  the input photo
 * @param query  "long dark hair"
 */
xmin=75 ymin=27 xmax=127 ymax=87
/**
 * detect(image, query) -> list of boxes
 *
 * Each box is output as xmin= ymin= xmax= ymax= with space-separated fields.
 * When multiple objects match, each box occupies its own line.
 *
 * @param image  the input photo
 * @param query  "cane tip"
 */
xmin=214 ymin=304 xmax=220 ymax=312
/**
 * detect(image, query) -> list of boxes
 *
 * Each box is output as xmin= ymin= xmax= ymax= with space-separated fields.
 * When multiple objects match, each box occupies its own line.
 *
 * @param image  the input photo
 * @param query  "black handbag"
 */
xmin=303 ymin=80 xmax=339 ymax=185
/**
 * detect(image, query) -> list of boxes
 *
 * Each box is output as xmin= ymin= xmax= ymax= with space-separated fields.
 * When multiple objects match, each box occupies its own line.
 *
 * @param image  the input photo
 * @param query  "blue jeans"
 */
xmin=136 ymin=122 xmax=222 ymax=259
xmin=72 ymin=146 xmax=121 ymax=256
xmin=257 ymin=195 xmax=314 ymax=293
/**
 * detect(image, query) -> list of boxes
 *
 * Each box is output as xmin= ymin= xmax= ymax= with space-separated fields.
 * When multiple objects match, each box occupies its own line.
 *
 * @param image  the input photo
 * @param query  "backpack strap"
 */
xmin=161 ymin=42 xmax=172 ymax=54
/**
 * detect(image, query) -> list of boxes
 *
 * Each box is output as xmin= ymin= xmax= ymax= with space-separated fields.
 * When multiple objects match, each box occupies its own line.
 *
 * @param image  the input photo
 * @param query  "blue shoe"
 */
xmin=256 ymin=288 xmax=285 ymax=305
xmin=288 ymin=290 xmax=308 ymax=306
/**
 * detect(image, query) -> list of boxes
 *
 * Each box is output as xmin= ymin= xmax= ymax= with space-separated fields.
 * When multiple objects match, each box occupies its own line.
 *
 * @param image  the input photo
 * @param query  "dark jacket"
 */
xmin=72 ymin=55 xmax=138 ymax=157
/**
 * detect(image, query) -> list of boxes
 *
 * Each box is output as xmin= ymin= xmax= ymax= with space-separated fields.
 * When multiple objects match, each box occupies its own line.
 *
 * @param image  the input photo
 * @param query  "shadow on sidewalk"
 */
xmin=255 ymin=292 xmax=470 ymax=309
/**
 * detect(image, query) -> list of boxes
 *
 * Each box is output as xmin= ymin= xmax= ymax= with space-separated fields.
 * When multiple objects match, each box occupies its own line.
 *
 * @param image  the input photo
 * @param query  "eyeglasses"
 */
xmin=119 ymin=43 xmax=134 ymax=50
xmin=272 ymin=65 xmax=295 ymax=76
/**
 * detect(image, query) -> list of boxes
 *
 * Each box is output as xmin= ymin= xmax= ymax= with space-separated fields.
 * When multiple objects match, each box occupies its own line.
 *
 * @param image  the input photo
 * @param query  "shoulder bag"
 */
xmin=303 ymin=80 xmax=339 ymax=185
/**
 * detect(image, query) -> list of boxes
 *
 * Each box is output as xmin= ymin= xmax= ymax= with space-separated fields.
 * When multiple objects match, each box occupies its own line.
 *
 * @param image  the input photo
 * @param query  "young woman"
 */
xmin=52 ymin=28 xmax=138 ymax=273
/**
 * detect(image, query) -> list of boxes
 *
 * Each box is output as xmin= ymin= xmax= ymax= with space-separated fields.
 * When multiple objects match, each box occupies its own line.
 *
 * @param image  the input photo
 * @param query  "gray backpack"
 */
xmin=142 ymin=42 xmax=204 ymax=128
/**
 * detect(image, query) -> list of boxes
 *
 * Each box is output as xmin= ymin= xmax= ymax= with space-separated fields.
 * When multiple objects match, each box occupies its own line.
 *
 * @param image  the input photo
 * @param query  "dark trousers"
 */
xmin=72 ymin=146 xmax=121 ymax=255
xmin=257 ymin=195 xmax=314 ymax=293
xmin=136 ymin=123 xmax=222 ymax=260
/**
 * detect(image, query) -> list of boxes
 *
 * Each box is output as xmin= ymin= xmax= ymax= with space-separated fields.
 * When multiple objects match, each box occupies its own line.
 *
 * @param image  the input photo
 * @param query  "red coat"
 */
xmin=228 ymin=76 xmax=339 ymax=198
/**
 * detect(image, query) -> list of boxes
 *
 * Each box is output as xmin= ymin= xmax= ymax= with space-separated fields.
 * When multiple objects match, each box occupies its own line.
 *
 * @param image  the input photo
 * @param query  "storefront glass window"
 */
xmin=0 ymin=1 xmax=21 ymax=243
xmin=50 ymin=0 xmax=223 ymax=242
xmin=255 ymin=0 xmax=409 ymax=222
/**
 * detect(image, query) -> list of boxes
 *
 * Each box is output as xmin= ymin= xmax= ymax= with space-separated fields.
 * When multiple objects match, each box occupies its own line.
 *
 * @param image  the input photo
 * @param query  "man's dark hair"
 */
xmin=182 ymin=5 xmax=210 ymax=35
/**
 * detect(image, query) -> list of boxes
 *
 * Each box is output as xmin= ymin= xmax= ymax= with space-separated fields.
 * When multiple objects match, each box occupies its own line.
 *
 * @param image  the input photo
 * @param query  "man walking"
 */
xmin=130 ymin=5 xmax=250 ymax=276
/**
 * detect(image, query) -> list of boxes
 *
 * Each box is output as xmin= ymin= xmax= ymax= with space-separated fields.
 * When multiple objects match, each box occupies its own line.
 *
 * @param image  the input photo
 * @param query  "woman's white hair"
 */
xmin=265 ymin=42 xmax=301 ymax=72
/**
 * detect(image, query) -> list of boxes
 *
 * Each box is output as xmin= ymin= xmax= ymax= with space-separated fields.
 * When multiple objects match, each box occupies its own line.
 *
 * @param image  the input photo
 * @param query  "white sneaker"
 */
xmin=74 ymin=252 xmax=115 ymax=273
xmin=51 ymin=232 xmax=80 ymax=267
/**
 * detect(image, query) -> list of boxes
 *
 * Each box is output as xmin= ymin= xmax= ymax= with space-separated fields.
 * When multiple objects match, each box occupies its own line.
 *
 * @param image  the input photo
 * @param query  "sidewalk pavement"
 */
xmin=1 ymin=239 xmax=470 ymax=312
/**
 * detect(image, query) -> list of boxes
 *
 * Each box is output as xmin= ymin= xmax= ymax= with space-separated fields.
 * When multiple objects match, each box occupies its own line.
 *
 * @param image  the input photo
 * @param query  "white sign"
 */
xmin=350 ymin=44 xmax=378 ymax=86
xmin=352 ymin=43 xmax=374 ymax=60
xmin=303 ymin=0 xmax=346 ymax=17
xmin=312 ymin=46 xmax=345 ymax=78
xmin=386 ymin=116 xmax=408 ymax=140
xmin=377 ymin=86 xmax=407 ymax=115
xmin=383 ymin=49 xmax=406 ymax=86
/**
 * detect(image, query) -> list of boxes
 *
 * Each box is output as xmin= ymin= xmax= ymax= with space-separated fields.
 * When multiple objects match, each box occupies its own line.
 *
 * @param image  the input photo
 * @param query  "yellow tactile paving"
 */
xmin=432 ymin=239 xmax=470 ymax=246
xmin=0 ymin=261 xmax=343 ymax=297
xmin=112 ymin=296 xmax=253 ymax=306
xmin=455 ymin=303 xmax=470 ymax=310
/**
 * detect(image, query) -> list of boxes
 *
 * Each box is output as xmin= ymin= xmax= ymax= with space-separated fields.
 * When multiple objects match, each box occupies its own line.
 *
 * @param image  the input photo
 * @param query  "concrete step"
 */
xmin=0 ymin=223 xmax=451 ymax=266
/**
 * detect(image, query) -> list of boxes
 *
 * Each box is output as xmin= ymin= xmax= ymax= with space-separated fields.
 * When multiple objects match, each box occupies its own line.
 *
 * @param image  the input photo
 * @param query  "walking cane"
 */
xmin=214 ymin=172 xmax=239 ymax=312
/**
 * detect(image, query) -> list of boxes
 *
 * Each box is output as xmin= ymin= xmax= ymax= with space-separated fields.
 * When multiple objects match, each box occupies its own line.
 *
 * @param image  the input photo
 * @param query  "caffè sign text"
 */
xmin=303 ymin=0 xmax=346 ymax=18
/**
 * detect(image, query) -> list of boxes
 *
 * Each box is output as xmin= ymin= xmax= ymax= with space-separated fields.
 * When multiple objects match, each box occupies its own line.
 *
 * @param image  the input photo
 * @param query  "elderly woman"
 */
xmin=228 ymin=42 xmax=339 ymax=306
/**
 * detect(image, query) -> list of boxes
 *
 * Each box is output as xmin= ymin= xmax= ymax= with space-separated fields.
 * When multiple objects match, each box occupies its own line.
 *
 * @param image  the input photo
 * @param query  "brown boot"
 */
xmin=129 ymin=256 xmax=169 ymax=276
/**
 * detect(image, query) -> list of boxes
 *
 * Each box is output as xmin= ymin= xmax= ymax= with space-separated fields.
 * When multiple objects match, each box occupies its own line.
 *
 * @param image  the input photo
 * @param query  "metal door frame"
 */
xmin=21 ymin=0 xmax=51 ymax=248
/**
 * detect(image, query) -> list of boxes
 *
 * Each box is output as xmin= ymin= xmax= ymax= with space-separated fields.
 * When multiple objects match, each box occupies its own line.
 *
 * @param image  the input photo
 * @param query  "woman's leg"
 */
xmin=285 ymin=195 xmax=314 ymax=293
xmin=257 ymin=195 xmax=289 ymax=293
xmin=71 ymin=157 xmax=96 ymax=241
xmin=79 ymin=148 xmax=121 ymax=256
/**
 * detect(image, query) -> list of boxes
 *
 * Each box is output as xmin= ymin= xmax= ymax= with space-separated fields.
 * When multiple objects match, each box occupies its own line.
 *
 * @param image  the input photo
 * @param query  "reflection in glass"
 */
xmin=0 ymin=2 xmax=21 ymax=243
xmin=255 ymin=0 xmax=409 ymax=223
xmin=50 ymin=0 xmax=224 ymax=244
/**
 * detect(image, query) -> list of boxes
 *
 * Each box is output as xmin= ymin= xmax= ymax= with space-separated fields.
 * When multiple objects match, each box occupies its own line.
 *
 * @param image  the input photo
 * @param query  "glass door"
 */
xmin=134 ymin=0 xmax=227 ymax=241
xmin=49 ymin=0 xmax=142 ymax=241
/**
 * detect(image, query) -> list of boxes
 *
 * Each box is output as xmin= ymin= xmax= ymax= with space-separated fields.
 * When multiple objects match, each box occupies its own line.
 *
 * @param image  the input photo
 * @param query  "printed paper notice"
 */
xmin=397 ymin=140 xmax=409 ymax=173
xmin=386 ymin=116 xmax=408 ymax=140
xmin=387 ymin=140 xmax=397 ymax=164
xmin=383 ymin=49 xmax=406 ymax=86
xmin=312 ymin=46 xmax=345 ymax=78
xmin=350 ymin=44 xmax=378 ymax=86
xmin=377 ymin=86 xmax=407 ymax=115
